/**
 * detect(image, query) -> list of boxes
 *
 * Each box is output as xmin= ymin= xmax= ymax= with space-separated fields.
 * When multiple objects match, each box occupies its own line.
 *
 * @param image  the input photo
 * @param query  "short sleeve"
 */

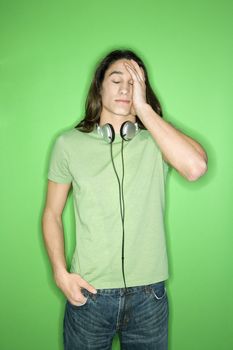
xmin=47 ymin=135 xmax=73 ymax=184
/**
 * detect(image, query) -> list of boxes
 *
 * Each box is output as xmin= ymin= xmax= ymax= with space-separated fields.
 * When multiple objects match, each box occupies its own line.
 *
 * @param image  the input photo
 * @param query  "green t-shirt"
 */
xmin=47 ymin=126 xmax=170 ymax=289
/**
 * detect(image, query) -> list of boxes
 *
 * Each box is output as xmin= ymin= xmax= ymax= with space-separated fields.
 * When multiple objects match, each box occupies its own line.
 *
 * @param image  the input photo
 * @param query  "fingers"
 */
xmin=69 ymin=294 xmax=88 ymax=306
xmin=124 ymin=59 xmax=145 ymax=83
xmin=57 ymin=272 xmax=97 ymax=307
xmin=69 ymin=276 xmax=97 ymax=306
xmin=130 ymin=59 xmax=145 ymax=82
xmin=124 ymin=61 xmax=139 ymax=82
xmin=79 ymin=277 xmax=97 ymax=294
xmin=65 ymin=283 xmax=87 ymax=306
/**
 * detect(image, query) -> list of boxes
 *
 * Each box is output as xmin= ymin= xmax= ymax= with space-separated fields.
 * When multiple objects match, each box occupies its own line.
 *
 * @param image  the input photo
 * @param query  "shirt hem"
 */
xmin=70 ymin=274 xmax=169 ymax=289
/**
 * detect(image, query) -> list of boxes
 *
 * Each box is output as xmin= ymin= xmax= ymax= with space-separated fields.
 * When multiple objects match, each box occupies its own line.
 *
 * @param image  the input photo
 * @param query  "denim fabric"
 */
xmin=63 ymin=280 xmax=169 ymax=350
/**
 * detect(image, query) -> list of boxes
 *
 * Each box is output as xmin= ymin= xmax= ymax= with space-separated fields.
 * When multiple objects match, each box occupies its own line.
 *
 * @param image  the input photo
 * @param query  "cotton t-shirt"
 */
xmin=47 ymin=126 xmax=170 ymax=289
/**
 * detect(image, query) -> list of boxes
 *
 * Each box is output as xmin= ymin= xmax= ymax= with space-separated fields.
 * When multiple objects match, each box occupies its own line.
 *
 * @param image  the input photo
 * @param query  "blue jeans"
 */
xmin=63 ymin=280 xmax=169 ymax=350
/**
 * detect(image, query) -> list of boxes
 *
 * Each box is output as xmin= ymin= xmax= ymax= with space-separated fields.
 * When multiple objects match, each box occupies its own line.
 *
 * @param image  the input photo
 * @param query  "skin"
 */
xmin=99 ymin=58 xmax=146 ymax=133
xmin=42 ymin=57 xmax=208 ymax=306
xmin=114 ymin=59 xmax=208 ymax=180
xmin=42 ymin=180 xmax=93 ymax=306
xmin=41 ymin=60 xmax=147 ymax=306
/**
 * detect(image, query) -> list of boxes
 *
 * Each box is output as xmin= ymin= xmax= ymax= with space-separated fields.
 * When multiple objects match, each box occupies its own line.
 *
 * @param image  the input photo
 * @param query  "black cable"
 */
xmin=110 ymin=140 xmax=127 ymax=292
xmin=120 ymin=139 xmax=127 ymax=290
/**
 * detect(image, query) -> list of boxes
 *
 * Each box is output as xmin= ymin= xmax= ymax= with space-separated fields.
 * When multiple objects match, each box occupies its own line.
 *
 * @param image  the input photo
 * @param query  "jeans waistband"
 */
xmin=84 ymin=280 xmax=165 ymax=296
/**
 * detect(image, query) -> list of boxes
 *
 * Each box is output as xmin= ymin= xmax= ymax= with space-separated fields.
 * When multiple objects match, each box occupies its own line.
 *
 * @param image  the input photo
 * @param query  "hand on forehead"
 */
xmin=123 ymin=59 xmax=146 ymax=82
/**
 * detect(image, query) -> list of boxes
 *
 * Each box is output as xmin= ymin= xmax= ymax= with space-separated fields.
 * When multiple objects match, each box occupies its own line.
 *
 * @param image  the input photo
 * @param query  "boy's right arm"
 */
xmin=41 ymin=180 xmax=97 ymax=306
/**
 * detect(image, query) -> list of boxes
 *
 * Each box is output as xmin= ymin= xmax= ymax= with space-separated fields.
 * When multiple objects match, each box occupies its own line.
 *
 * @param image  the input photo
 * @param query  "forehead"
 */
xmin=105 ymin=59 xmax=131 ymax=78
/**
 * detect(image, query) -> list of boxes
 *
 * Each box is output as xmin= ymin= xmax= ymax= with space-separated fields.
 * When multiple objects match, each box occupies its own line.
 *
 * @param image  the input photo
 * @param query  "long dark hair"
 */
xmin=75 ymin=49 xmax=163 ymax=132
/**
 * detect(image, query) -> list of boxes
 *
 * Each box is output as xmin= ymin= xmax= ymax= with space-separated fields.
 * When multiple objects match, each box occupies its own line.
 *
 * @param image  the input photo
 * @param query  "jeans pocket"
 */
xmin=150 ymin=281 xmax=167 ymax=301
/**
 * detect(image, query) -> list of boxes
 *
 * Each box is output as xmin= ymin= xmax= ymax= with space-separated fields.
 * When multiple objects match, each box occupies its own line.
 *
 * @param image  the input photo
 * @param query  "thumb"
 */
xmin=130 ymin=102 xmax=136 ymax=116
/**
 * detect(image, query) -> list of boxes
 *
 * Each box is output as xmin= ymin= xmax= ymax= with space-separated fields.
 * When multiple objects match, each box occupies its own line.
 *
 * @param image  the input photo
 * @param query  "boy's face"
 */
xmin=100 ymin=59 xmax=135 ymax=119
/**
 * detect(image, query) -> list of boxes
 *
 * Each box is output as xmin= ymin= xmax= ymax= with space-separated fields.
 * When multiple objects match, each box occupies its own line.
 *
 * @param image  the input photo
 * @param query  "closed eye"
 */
xmin=112 ymin=81 xmax=133 ymax=85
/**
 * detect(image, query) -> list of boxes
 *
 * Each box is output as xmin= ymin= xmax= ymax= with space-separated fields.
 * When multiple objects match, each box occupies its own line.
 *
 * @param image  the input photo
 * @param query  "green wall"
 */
xmin=1 ymin=0 xmax=232 ymax=349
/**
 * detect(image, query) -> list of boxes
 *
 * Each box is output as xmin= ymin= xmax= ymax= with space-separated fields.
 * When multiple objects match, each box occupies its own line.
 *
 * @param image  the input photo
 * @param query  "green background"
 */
xmin=1 ymin=0 xmax=232 ymax=349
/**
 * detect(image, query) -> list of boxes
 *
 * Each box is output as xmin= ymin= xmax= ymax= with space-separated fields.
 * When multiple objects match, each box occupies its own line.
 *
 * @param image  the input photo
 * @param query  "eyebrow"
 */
xmin=108 ymin=70 xmax=124 ymax=77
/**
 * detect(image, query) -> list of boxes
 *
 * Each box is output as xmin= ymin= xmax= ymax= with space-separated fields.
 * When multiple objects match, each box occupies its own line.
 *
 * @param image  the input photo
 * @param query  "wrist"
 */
xmin=136 ymin=103 xmax=152 ymax=120
xmin=53 ymin=267 xmax=68 ymax=286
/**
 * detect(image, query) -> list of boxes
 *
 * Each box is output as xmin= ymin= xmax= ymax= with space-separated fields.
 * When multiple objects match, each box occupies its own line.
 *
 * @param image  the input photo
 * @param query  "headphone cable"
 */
xmin=110 ymin=140 xmax=127 ymax=292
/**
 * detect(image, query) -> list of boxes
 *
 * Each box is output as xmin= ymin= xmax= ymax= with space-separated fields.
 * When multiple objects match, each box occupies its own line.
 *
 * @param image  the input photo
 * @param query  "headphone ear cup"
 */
xmin=101 ymin=123 xmax=115 ymax=143
xmin=120 ymin=121 xmax=137 ymax=141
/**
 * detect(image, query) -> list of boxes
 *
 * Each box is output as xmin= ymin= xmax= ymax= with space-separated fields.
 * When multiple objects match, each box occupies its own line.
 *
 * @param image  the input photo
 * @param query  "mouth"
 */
xmin=115 ymin=100 xmax=130 ymax=104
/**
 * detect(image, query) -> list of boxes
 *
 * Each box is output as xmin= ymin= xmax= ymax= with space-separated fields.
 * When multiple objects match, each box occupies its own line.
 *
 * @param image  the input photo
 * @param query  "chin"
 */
xmin=114 ymin=108 xmax=131 ymax=116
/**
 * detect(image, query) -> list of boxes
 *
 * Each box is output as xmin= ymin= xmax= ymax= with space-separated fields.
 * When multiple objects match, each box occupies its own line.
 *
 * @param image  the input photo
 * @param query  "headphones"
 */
xmin=96 ymin=121 xmax=139 ymax=143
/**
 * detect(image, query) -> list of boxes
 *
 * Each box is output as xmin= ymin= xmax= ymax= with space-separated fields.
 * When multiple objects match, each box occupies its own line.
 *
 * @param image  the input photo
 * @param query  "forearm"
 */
xmin=138 ymin=104 xmax=208 ymax=180
xmin=41 ymin=208 xmax=96 ymax=303
xmin=42 ymin=209 xmax=68 ymax=280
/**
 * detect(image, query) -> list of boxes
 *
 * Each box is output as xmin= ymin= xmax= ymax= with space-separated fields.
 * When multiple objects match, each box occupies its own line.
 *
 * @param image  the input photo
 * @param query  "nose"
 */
xmin=120 ymin=89 xmax=128 ymax=95
xmin=119 ymin=83 xmax=130 ymax=95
